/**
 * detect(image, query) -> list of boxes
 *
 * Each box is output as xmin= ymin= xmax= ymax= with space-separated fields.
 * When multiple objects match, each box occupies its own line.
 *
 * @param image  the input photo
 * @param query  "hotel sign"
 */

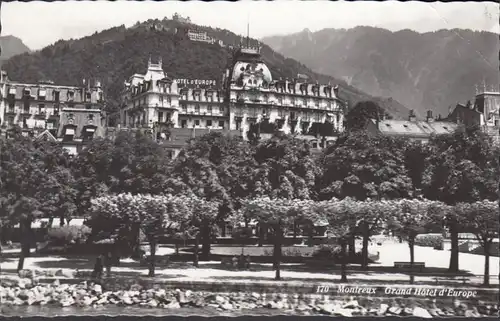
xmin=174 ymin=79 xmax=217 ymax=86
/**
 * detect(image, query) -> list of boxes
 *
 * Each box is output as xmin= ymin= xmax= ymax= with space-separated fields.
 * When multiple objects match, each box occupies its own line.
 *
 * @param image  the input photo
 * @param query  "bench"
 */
xmin=433 ymin=276 xmax=470 ymax=285
xmin=394 ymin=261 xmax=425 ymax=272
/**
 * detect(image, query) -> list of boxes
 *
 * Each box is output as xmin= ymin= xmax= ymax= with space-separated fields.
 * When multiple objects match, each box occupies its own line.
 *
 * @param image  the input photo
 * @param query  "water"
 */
xmin=0 ymin=305 xmax=296 ymax=318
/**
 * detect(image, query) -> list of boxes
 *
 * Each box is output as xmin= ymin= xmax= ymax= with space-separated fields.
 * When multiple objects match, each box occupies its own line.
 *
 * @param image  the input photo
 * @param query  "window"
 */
xmin=23 ymin=100 xmax=30 ymax=112
xmin=38 ymin=104 xmax=45 ymax=113
xmin=181 ymin=104 xmax=187 ymax=112
xmin=206 ymin=119 xmax=212 ymax=127
xmin=181 ymin=119 xmax=187 ymax=128
xmin=218 ymin=120 xmax=225 ymax=128
xmin=213 ymin=106 xmax=219 ymax=113
xmin=158 ymin=112 xmax=163 ymax=122
xmin=86 ymin=93 xmax=91 ymax=101
xmin=207 ymin=105 xmax=212 ymax=113
xmin=194 ymin=119 xmax=200 ymax=127
xmin=195 ymin=105 xmax=200 ymax=113
xmin=159 ymin=96 xmax=163 ymax=104
xmin=54 ymin=91 xmax=60 ymax=102
xmin=166 ymin=113 xmax=171 ymax=121
xmin=67 ymin=91 xmax=74 ymax=100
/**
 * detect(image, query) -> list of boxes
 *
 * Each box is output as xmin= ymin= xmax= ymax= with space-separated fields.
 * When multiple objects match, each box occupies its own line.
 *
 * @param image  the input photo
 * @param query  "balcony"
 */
xmin=5 ymin=108 xmax=16 ymax=116
xmin=35 ymin=111 xmax=47 ymax=119
xmin=49 ymin=111 xmax=60 ymax=119
xmin=21 ymin=109 xmax=32 ymax=116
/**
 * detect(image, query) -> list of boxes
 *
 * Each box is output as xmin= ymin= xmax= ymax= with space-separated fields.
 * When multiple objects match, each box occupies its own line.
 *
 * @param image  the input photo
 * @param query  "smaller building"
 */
xmin=365 ymin=110 xmax=458 ymax=143
xmin=0 ymin=71 xmax=106 ymax=154
xmin=446 ymin=89 xmax=500 ymax=143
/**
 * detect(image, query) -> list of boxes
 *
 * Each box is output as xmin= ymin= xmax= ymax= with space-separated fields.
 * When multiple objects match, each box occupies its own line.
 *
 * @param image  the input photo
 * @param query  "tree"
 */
xmin=455 ymin=201 xmax=498 ymax=286
xmin=318 ymin=198 xmax=360 ymax=282
xmin=320 ymin=131 xmax=413 ymax=201
xmin=239 ymin=197 xmax=315 ymax=280
xmin=387 ymin=199 xmax=444 ymax=284
xmin=253 ymin=134 xmax=322 ymax=200
xmin=89 ymin=193 xmax=215 ymax=276
xmin=171 ymin=132 xmax=253 ymax=259
xmin=422 ymin=126 xmax=500 ymax=272
xmin=345 ymin=101 xmax=391 ymax=132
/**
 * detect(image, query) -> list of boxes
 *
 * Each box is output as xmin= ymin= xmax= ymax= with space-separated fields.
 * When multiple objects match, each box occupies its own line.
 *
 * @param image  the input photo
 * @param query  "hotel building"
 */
xmin=117 ymin=46 xmax=346 ymax=158
xmin=0 ymin=71 xmax=106 ymax=154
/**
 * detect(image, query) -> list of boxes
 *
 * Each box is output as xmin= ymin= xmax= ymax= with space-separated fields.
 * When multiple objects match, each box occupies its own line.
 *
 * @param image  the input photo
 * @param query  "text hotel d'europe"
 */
xmin=315 ymin=285 xmax=478 ymax=299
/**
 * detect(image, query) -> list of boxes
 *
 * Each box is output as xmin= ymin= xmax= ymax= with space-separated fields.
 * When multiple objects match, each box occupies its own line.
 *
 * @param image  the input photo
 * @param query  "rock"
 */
xmin=185 ymin=290 xmax=192 ymax=297
xmin=388 ymin=307 xmax=402 ymax=315
xmin=52 ymin=279 xmax=60 ymax=286
xmin=266 ymin=301 xmax=279 ymax=309
xmin=81 ymin=296 xmax=94 ymax=306
xmin=343 ymin=300 xmax=359 ymax=309
xmin=93 ymin=284 xmax=102 ymax=294
xmin=335 ymin=308 xmax=353 ymax=317
xmin=154 ymin=289 xmax=166 ymax=298
xmin=221 ymin=302 xmax=234 ymax=310
xmin=17 ymin=278 xmax=32 ymax=289
xmin=166 ymin=301 xmax=181 ymax=309
xmin=96 ymin=297 xmax=108 ymax=305
xmin=465 ymin=309 xmax=480 ymax=317
xmin=378 ymin=303 xmax=389 ymax=315
xmin=130 ymin=284 xmax=143 ymax=291
xmin=413 ymin=307 xmax=432 ymax=319
xmin=148 ymin=299 xmax=158 ymax=308
xmin=54 ymin=269 xmax=75 ymax=278
xmin=122 ymin=297 xmax=134 ymax=305
xmin=178 ymin=291 xmax=190 ymax=304
xmin=13 ymin=298 xmax=25 ymax=306
xmin=319 ymin=303 xmax=337 ymax=315
xmin=193 ymin=298 xmax=205 ymax=307
xmin=215 ymin=295 xmax=226 ymax=304
xmin=402 ymin=307 xmax=413 ymax=315
xmin=251 ymin=292 xmax=260 ymax=299
xmin=60 ymin=297 xmax=75 ymax=307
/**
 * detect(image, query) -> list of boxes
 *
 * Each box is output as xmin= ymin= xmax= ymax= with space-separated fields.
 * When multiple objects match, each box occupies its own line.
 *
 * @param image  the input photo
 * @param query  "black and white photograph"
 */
xmin=0 ymin=0 xmax=499 ymax=319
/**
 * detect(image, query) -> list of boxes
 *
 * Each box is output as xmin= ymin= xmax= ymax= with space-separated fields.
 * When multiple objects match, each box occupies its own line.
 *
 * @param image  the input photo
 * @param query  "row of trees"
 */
xmin=0 ymin=118 xmax=498 ymax=281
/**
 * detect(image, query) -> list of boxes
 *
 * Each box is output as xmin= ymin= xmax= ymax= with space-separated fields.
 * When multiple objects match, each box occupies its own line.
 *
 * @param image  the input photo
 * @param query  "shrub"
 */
xmin=415 ymin=233 xmax=443 ymax=249
xmin=47 ymin=225 xmax=92 ymax=246
xmin=311 ymin=244 xmax=341 ymax=260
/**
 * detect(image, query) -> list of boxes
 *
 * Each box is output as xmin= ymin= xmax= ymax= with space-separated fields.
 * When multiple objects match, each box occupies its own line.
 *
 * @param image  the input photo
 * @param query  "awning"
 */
xmin=327 ymin=113 xmax=334 ymax=117
xmin=9 ymin=88 xmax=16 ymax=95
xmin=38 ymin=89 xmax=46 ymax=97
xmin=65 ymin=128 xmax=75 ymax=135
xmin=85 ymin=128 xmax=96 ymax=133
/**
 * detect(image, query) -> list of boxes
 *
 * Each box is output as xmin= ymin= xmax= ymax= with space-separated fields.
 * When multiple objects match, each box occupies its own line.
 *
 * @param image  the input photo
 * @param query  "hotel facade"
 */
xmin=0 ymin=71 xmax=106 ymax=155
xmin=118 ymin=47 xmax=346 ymax=157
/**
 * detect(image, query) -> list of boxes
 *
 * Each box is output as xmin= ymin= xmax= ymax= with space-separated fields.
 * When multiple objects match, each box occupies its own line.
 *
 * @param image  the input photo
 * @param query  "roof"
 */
xmin=373 ymin=119 xmax=458 ymax=138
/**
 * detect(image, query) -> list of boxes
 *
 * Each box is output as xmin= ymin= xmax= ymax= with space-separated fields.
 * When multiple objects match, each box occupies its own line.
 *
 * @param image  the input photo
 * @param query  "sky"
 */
xmin=2 ymin=0 xmax=499 ymax=50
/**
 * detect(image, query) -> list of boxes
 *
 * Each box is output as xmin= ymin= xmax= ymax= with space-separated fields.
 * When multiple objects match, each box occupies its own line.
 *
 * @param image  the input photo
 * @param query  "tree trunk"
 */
xmin=17 ymin=219 xmax=32 ymax=271
xmin=340 ymin=240 xmax=347 ymax=282
xmin=258 ymin=223 xmax=264 ymax=247
xmin=200 ymin=221 xmax=211 ymax=261
xmin=293 ymin=221 xmax=297 ymax=243
xmin=273 ymin=228 xmax=283 ymax=280
xmin=105 ymin=251 xmax=112 ymax=277
xmin=348 ymin=234 xmax=355 ymax=257
xmin=148 ymin=239 xmax=156 ymax=277
xmin=193 ymin=235 xmax=199 ymax=267
xmin=175 ymin=242 xmax=179 ymax=255
xmin=131 ymin=223 xmax=141 ymax=257
xmin=448 ymin=222 xmax=459 ymax=273
xmin=48 ymin=218 xmax=54 ymax=228
xmin=409 ymin=237 xmax=415 ymax=284
xmin=308 ymin=226 xmax=314 ymax=247
xmin=361 ymin=222 xmax=370 ymax=269
xmin=483 ymin=239 xmax=491 ymax=286
xmin=59 ymin=216 xmax=65 ymax=227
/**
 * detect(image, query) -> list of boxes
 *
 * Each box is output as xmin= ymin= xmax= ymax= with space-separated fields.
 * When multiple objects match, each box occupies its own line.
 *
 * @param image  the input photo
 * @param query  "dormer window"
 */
xmin=86 ymin=93 xmax=91 ymax=101
xmin=9 ymin=87 xmax=16 ymax=96
xmin=67 ymin=90 xmax=75 ymax=101
xmin=38 ymin=89 xmax=46 ymax=100
xmin=23 ymin=88 xmax=31 ymax=97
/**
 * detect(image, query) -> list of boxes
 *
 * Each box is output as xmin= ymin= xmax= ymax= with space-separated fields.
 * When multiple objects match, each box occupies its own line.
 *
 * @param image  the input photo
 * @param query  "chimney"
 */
xmin=408 ymin=110 xmax=416 ymax=122
xmin=426 ymin=110 xmax=434 ymax=122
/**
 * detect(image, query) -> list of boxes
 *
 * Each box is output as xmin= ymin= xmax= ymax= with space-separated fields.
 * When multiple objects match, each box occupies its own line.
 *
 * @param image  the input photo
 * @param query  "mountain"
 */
xmin=262 ymin=26 xmax=500 ymax=118
xmin=2 ymin=19 xmax=411 ymax=119
xmin=0 ymin=35 xmax=31 ymax=64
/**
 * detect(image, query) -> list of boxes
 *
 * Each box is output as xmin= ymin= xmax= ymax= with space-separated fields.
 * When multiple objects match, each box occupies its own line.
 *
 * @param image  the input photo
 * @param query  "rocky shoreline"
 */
xmin=0 ymin=279 xmax=498 ymax=318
